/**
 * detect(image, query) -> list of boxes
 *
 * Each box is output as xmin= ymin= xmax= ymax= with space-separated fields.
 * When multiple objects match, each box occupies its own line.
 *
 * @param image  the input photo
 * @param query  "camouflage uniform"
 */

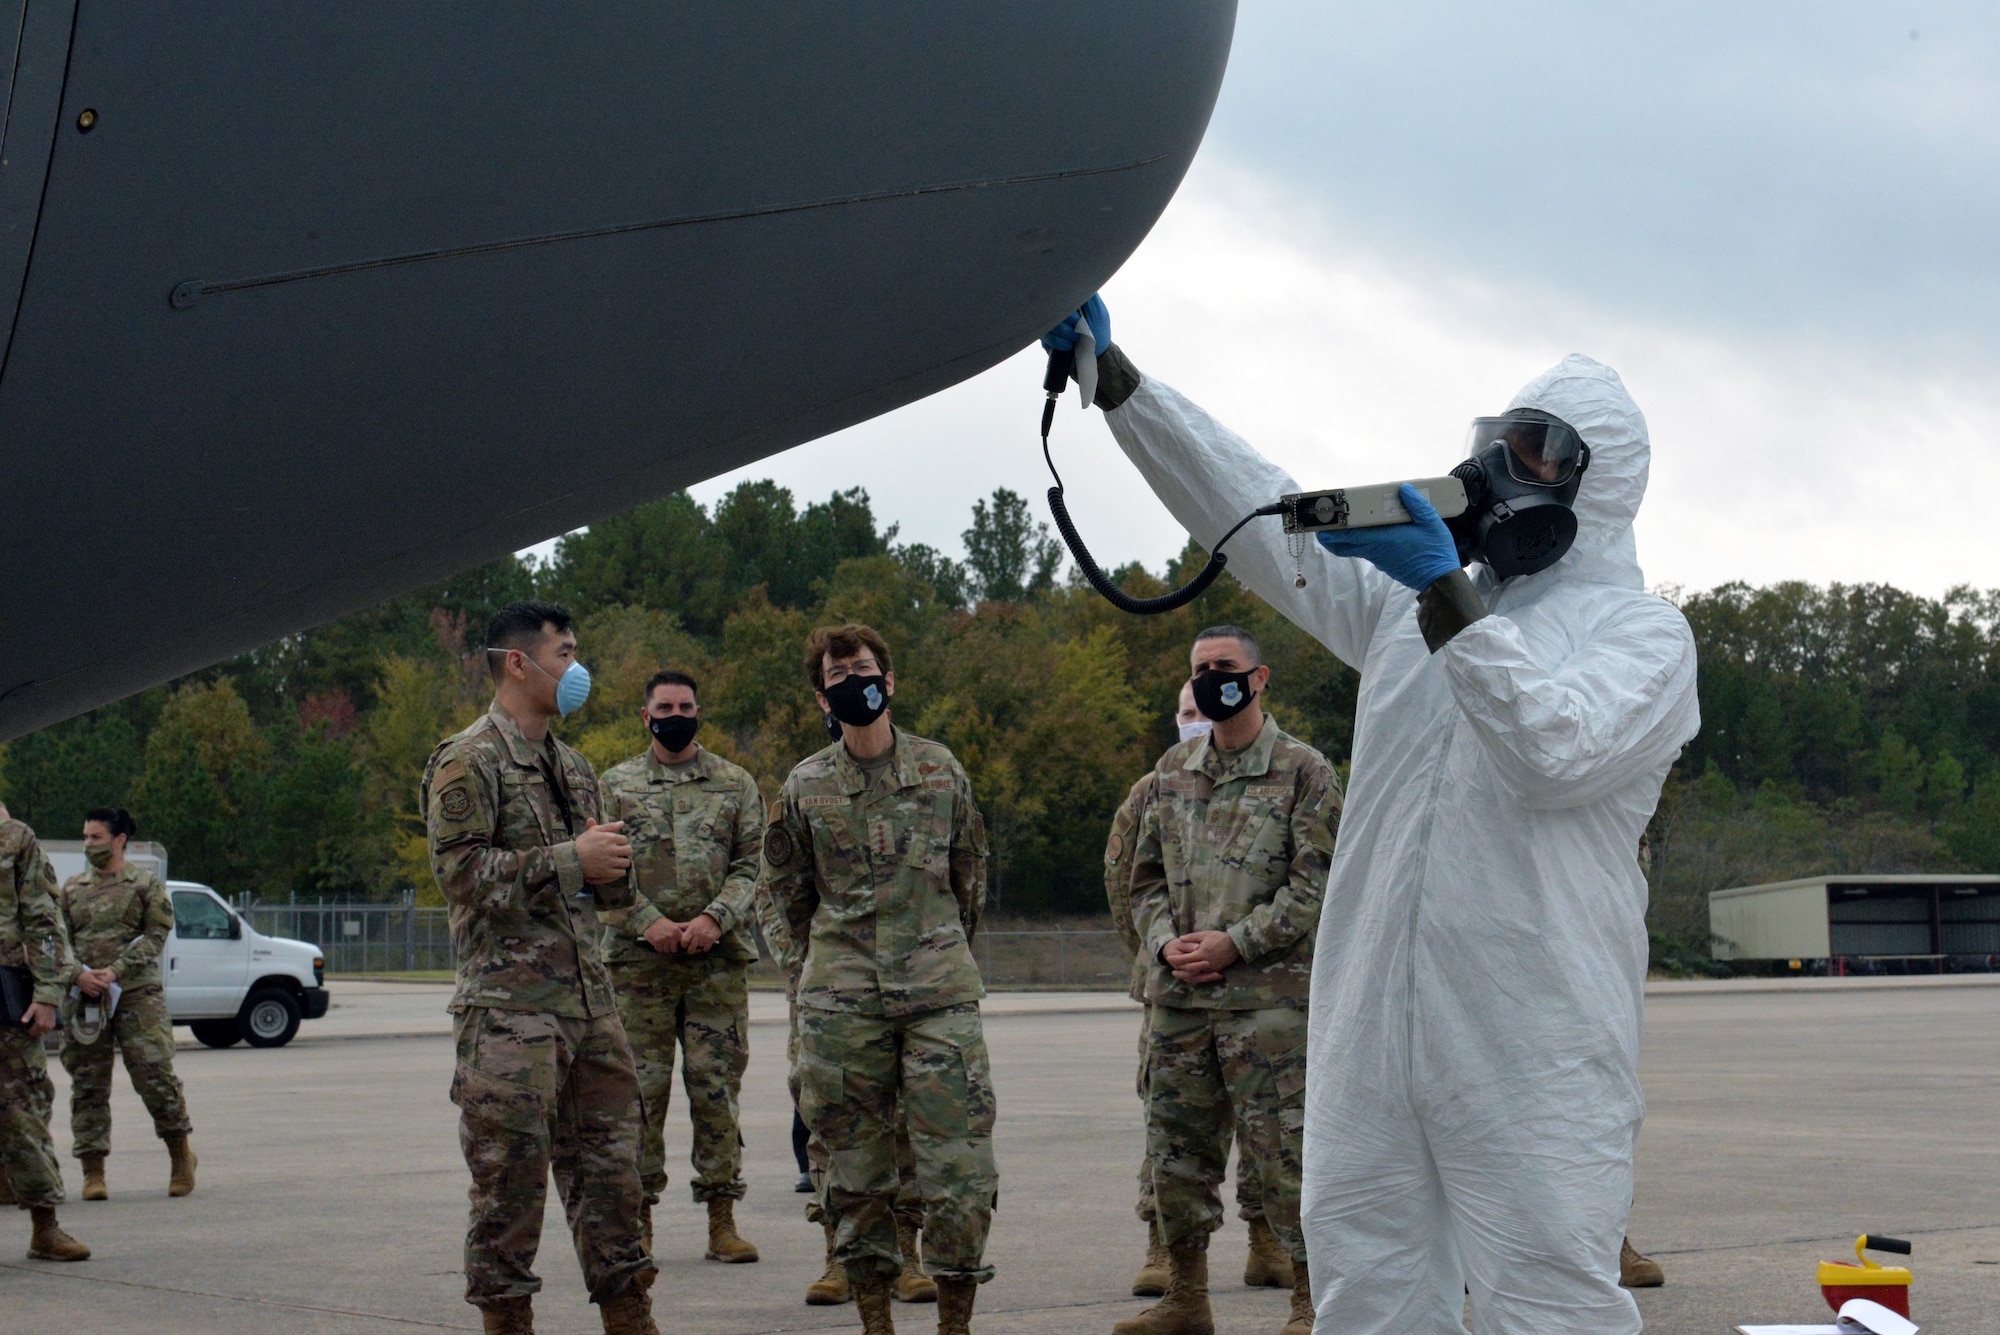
xmin=765 ymin=899 xmax=924 ymax=1233
xmin=0 ymin=820 xmax=75 ymax=1211
xmin=1109 ymin=774 xmax=1270 ymax=1233
xmin=422 ymin=701 xmax=651 ymax=1308
xmin=57 ymin=865 xmax=190 ymax=1157
xmin=1130 ymin=715 xmax=1340 ymax=1266
xmin=760 ymin=729 xmax=998 ymax=1284
xmin=597 ymin=744 xmax=762 ymax=1206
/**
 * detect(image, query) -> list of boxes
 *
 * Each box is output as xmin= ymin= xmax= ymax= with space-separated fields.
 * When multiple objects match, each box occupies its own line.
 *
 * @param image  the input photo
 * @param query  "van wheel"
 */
xmin=190 ymin=1020 xmax=242 ymax=1049
xmin=240 ymin=988 xmax=302 ymax=1048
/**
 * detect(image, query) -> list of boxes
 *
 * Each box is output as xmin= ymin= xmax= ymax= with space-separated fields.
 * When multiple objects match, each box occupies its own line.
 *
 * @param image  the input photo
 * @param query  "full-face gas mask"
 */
xmin=1443 ymin=410 xmax=1592 ymax=579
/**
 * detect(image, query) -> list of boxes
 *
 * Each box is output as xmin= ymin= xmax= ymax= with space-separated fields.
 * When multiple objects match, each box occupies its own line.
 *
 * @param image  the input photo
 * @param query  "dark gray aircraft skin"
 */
xmin=0 ymin=2 xmax=1235 ymax=740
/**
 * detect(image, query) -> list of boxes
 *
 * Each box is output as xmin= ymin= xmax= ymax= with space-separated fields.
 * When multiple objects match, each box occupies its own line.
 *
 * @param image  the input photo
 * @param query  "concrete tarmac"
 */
xmin=2 ymin=979 xmax=1994 ymax=1334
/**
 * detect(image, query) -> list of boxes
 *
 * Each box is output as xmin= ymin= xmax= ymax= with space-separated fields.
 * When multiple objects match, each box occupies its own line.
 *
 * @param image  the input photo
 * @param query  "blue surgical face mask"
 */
xmin=491 ymin=648 xmax=593 ymax=717
xmin=552 ymin=661 xmax=592 ymax=717
xmin=1178 ymin=720 xmax=1213 ymax=744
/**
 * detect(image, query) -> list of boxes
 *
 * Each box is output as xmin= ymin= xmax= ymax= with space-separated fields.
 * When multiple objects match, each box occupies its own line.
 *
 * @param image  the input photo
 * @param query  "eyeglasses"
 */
xmin=822 ymin=658 xmax=883 ymax=686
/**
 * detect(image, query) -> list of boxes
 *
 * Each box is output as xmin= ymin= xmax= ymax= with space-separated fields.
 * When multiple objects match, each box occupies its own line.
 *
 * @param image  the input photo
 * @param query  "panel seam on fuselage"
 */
xmin=164 ymin=153 xmax=1168 ymax=309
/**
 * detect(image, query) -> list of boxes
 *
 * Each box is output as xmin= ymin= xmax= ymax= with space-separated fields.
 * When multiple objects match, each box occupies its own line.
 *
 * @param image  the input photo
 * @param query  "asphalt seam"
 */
xmin=1650 ymin=1222 xmax=2000 ymax=1257
xmin=0 ymin=1260 xmax=478 ymax=1329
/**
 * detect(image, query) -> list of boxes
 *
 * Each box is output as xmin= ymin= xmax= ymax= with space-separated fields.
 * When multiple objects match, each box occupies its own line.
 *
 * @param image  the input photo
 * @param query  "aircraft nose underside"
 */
xmin=0 ymin=1 xmax=1236 ymax=740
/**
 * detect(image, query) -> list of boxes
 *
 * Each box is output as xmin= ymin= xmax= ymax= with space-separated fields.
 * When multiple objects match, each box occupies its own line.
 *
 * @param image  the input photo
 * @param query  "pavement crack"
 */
xmin=0 ymin=1262 xmax=481 ymax=1329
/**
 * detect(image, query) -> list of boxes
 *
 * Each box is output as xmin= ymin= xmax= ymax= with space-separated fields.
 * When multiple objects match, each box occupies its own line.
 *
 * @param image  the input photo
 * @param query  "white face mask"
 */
xmin=1178 ymin=720 xmax=1213 ymax=744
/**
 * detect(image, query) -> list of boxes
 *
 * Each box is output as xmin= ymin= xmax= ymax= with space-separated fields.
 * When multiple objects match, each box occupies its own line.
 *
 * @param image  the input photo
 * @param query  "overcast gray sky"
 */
xmin=665 ymin=3 xmax=1999 ymax=597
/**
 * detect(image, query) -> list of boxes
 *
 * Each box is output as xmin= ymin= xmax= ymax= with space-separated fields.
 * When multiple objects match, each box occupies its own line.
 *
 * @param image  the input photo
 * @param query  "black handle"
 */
xmin=1043 ymin=346 xmax=1074 ymax=396
xmin=1862 ymin=1235 xmax=1912 ymax=1255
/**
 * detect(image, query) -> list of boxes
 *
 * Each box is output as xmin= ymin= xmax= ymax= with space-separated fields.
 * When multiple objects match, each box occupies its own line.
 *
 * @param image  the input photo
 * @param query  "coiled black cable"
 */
xmin=1039 ymin=349 xmax=1279 ymax=615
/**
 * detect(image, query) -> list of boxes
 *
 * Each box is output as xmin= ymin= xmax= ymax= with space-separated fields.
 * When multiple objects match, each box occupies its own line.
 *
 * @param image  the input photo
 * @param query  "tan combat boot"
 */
xmin=1620 ymin=1237 xmax=1664 ymax=1288
xmin=27 ymin=1206 xmax=90 ymax=1262
xmin=1132 ymin=1227 xmax=1171 ymax=1297
xmin=480 ymin=1295 xmax=534 ymax=1335
xmin=854 ymin=1273 xmax=897 ymax=1334
xmin=1243 ymin=1216 xmax=1293 ymax=1289
xmin=1111 ymin=1244 xmax=1213 ymax=1335
xmin=805 ymin=1219 xmax=851 ymax=1305
xmin=80 ymin=1154 xmax=108 ymax=1202
xmin=599 ymin=1279 xmax=660 ymax=1335
xmin=166 ymin=1136 xmax=197 ymax=1197
xmin=704 ymin=1196 xmax=759 ymax=1263
xmin=1280 ymin=1256 xmax=1313 ymax=1334
xmin=937 ymin=1276 xmax=978 ymax=1335
xmin=892 ymin=1217 xmax=937 ymax=1302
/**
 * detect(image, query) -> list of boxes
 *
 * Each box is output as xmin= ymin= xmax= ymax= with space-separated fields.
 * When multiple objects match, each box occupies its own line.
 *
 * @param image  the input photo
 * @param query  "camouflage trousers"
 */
xmin=787 ymin=988 xmax=920 ymax=1228
xmin=450 ymin=1007 xmax=653 ymax=1306
xmin=0 ymin=1024 xmax=65 ymax=1209
xmin=1144 ymin=1004 xmax=1307 ymax=1263
xmin=1134 ymin=1006 xmax=1264 ymax=1228
xmin=797 ymin=1002 xmax=998 ymax=1284
xmin=608 ymin=957 xmax=750 ymax=1204
xmin=59 ymin=986 xmax=190 ymax=1158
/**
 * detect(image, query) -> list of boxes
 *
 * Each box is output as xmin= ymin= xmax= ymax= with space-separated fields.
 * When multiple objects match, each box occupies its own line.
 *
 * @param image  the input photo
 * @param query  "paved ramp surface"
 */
xmin=3 ymin=980 xmax=1994 ymax=1333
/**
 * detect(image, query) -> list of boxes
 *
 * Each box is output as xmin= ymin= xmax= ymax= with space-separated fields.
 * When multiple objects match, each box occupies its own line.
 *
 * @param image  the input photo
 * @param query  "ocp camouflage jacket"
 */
xmin=60 ymin=865 xmax=173 ymax=994
xmin=0 ymin=819 xmax=75 ymax=1008
xmin=421 ymin=701 xmax=629 ymax=1018
xmin=759 ymin=728 xmax=988 ymax=1017
xmin=1104 ymin=770 xmax=1157 ymax=1004
xmin=1131 ymin=714 xmax=1341 ymax=1011
xmin=597 ymin=744 xmax=763 ymax=968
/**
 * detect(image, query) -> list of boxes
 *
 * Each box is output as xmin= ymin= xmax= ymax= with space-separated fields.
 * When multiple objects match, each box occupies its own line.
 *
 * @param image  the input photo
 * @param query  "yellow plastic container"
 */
xmin=1818 ymin=1234 xmax=1912 ymax=1317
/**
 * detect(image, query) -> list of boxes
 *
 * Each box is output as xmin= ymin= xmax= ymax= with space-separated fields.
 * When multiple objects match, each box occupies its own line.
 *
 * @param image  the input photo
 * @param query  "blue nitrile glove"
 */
xmin=1041 ymin=293 xmax=1111 ymax=355
xmin=1315 ymin=484 xmax=1463 ymax=590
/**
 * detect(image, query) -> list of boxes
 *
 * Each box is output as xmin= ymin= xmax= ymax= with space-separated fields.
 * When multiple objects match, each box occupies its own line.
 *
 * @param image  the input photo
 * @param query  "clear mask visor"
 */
xmin=1465 ymin=415 xmax=1587 ymax=486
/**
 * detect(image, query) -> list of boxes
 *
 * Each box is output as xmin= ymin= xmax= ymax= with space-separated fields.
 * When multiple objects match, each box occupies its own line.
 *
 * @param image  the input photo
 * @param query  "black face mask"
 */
xmin=648 ymin=713 xmax=699 ymax=754
xmin=1445 ymin=411 xmax=1592 ymax=580
xmin=823 ymin=674 xmax=890 ymax=728
xmin=1190 ymin=669 xmax=1256 ymax=723
xmin=823 ymin=711 xmax=843 ymax=743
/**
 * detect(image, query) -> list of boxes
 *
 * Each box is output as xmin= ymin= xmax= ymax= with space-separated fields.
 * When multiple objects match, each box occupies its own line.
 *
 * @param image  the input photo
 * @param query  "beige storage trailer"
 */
xmin=1710 ymin=875 xmax=2000 ymax=972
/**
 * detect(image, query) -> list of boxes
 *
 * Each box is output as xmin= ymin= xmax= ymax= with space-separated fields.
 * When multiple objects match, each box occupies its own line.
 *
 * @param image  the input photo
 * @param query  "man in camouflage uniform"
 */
xmin=762 ymin=623 xmax=996 ymax=1335
xmin=1115 ymin=626 xmax=1341 ymax=1335
xmin=58 ymin=806 xmax=194 ymax=1200
xmin=1109 ymin=686 xmax=1295 ymax=1301
xmin=0 ymin=805 xmax=89 ymax=1261
xmin=597 ymin=669 xmax=764 ymax=1265
xmin=422 ymin=601 xmax=657 ymax=1335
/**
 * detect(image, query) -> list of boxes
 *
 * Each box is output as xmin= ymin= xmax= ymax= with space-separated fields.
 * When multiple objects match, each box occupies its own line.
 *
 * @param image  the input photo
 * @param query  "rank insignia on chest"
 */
xmin=868 ymin=819 xmax=896 ymax=858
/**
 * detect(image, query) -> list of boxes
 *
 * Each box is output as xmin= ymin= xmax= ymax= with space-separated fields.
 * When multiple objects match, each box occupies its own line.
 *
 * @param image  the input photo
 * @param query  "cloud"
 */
xmin=1207 ymin=1 xmax=2000 ymax=375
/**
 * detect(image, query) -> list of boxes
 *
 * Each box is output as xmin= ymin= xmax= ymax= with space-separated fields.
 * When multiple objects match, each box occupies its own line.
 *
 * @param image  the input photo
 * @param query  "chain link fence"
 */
xmin=239 ymin=898 xmax=1135 ymax=990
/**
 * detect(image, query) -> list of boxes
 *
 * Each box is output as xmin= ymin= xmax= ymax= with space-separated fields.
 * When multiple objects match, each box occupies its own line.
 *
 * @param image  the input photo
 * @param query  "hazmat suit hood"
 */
xmin=1491 ymin=353 xmax=1649 ymax=593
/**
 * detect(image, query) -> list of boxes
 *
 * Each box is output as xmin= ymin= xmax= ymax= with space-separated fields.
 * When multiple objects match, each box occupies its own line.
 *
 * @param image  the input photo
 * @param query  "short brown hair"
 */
xmin=804 ymin=624 xmax=893 ymax=691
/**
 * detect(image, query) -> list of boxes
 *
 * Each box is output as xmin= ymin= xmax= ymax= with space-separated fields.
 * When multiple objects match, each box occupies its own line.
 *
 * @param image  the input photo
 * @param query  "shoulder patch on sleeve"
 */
xmin=440 ymin=786 xmax=473 ymax=820
xmin=1106 ymin=832 xmax=1125 ymax=865
xmin=763 ymin=825 xmax=795 ymax=868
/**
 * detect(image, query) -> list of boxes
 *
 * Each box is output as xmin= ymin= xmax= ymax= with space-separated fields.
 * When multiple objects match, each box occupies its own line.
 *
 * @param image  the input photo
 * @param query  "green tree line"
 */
xmin=6 ymin=484 xmax=1998 ymax=959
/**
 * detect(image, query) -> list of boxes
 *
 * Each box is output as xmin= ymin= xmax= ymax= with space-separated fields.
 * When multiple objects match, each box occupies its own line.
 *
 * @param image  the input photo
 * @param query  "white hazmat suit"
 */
xmin=1104 ymin=354 xmax=1698 ymax=1334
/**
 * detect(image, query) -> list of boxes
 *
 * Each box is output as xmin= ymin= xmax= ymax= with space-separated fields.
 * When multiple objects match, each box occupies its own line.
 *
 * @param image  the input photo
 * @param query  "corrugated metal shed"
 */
xmin=1709 ymin=874 xmax=2000 ymax=966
